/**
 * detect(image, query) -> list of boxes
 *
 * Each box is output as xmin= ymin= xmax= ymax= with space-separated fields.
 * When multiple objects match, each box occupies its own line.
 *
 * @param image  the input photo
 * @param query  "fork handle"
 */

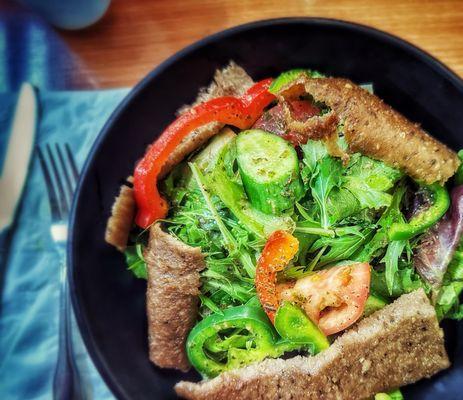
xmin=53 ymin=260 xmax=85 ymax=400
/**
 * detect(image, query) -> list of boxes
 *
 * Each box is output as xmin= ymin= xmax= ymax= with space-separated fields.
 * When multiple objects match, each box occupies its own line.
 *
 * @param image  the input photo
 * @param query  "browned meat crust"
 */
xmin=175 ymin=289 xmax=449 ymax=400
xmin=104 ymin=180 xmax=135 ymax=251
xmin=282 ymin=103 xmax=339 ymax=141
xmin=159 ymin=62 xmax=254 ymax=178
xmin=105 ymin=62 xmax=254 ymax=251
xmin=145 ymin=224 xmax=206 ymax=371
xmin=279 ymin=76 xmax=460 ymax=184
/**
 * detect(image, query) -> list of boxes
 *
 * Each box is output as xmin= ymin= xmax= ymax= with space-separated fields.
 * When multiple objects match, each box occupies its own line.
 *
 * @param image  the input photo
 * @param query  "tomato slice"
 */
xmin=252 ymin=100 xmax=319 ymax=146
xmin=280 ymin=263 xmax=370 ymax=335
xmin=289 ymin=99 xmax=320 ymax=120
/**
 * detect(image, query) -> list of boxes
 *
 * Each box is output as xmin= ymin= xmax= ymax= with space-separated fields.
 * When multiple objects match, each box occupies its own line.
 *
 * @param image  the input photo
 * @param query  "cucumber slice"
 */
xmin=274 ymin=301 xmax=329 ymax=354
xmin=199 ymin=129 xmax=296 ymax=238
xmin=236 ymin=130 xmax=303 ymax=215
xmin=193 ymin=127 xmax=236 ymax=173
xmin=363 ymin=293 xmax=388 ymax=317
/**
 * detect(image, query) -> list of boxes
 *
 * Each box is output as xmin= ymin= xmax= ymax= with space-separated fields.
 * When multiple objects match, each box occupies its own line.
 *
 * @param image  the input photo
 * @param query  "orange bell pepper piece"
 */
xmin=255 ymin=230 xmax=299 ymax=322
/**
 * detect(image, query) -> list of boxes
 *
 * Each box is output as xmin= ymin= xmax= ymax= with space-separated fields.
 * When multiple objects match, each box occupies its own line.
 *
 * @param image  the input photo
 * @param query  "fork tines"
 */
xmin=37 ymin=143 xmax=79 ymax=221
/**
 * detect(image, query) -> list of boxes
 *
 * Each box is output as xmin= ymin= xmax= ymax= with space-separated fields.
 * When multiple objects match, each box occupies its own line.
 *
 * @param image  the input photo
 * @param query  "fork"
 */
xmin=37 ymin=143 xmax=85 ymax=400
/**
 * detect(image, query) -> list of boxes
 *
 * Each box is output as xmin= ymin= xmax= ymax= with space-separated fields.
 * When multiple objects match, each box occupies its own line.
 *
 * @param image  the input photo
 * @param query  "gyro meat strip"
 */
xmin=175 ymin=289 xmax=449 ymax=400
xmin=145 ymin=224 xmax=206 ymax=372
xmin=105 ymin=177 xmax=135 ymax=251
xmin=279 ymin=76 xmax=459 ymax=184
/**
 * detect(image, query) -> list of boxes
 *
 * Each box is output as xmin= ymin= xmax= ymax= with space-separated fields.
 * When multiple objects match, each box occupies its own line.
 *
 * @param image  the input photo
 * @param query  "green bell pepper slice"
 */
xmin=186 ymin=304 xmax=301 ymax=378
xmin=388 ymin=182 xmax=450 ymax=241
xmin=274 ymin=302 xmax=329 ymax=353
xmin=455 ymin=149 xmax=463 ymax=185
xmin=363 ymin=293 xmax=389 ymax=317
xmin=375 ymin=389 xmax=404 ymax=400
xmin=269 ymin=69 xmax=324 ymax=94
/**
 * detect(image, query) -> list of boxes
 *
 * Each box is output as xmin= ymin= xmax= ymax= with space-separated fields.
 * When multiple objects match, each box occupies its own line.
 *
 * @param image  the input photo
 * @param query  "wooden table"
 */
xmin=59 ymin=0 xmax=463 ymax=88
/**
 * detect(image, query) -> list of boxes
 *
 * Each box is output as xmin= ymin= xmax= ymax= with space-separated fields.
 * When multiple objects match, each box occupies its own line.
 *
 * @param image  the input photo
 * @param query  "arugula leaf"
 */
xmin=293 ymin=231 xmax=317 ymax=266
xmin=300 ymin=139 xmax=329 ymax=177
xmin=324 ymin=232 xmax=372 ymax=265
xmin=326 ymin=187 xmax=361 ymax=224
xmin=436 ymin=282 xmax=463 ymax=320
xmin=345 ymin=154 xmax=402 ymax=189
xmin=295 ymin=221 xmax=335 ymax=237
xmin=311 ymin=227 xmax=373 ymax=268
xmin=344 ymin=177 xmax=393 ymax=210
xmin=300 ymin=142 xmax=400 ymax=228
xmin=124 ymin=244 xmax=147 ymax=279
xmin=190 ymin=162 xmax=255 ymax=278
xmin=354 ymin=183 xmax=424 ymax=297
xmin=310 ymin=156 xmax=342 ymax=228
xmin=201 ymin=267 xmax=254 ymax=304
xmin=383 ymin=240 xmax=407 ymax=295
xmin=343 ymin=154 xmax=402 ymax=210
xmin=370 ymin=264 xmax=428 ymax=299
xmin=294 ymin=203 xmax=337 ymax=237
xmin=354 ymin=184 xmax=406 ymax=262
xmin=284 ymin=245 xmax=327 ymax=279
xmin=166 ymin=168 xmax=256 ymax=312
xmin=199 ymin=294 xmax=225 ymax=315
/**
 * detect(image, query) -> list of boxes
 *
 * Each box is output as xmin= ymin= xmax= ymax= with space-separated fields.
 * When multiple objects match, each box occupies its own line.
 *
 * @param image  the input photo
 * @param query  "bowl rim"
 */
xmin=68 ymin=16 xmax=463 ymax=400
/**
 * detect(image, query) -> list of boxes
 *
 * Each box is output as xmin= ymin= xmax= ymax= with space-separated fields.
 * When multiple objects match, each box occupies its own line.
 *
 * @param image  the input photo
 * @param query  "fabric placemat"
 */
xmin=0 ymin=88 xmax=129 ymax=400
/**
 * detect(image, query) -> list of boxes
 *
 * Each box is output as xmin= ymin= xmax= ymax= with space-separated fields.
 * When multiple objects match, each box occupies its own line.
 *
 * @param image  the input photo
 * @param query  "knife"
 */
xmin=0 ymin=83 xmax=38 ymax=252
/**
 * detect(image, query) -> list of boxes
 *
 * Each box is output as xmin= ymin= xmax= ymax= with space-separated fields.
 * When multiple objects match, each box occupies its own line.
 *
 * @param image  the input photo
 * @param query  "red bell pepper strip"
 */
xmin=255 ymin=230 xmax=299 ymax=323
xmin=133 ymin=79 xmax=276 ymax=228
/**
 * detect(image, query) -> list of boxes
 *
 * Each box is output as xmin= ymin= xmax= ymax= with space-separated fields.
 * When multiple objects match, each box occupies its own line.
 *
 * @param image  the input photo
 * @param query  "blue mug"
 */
xmin=19 ymin=0 xmax=111 ymax=30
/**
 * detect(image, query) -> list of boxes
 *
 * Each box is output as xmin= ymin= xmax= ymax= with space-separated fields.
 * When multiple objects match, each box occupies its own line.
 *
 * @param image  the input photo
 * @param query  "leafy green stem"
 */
xmin=190 ymin=162 xmax=255 ymax=278
xmin=294 ymin=226 xmax=336 ymax=237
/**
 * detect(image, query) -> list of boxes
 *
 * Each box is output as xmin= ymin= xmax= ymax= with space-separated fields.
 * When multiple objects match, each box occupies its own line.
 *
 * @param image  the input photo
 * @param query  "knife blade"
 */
xmin=0 ymin=83 xmax=38 ymax=232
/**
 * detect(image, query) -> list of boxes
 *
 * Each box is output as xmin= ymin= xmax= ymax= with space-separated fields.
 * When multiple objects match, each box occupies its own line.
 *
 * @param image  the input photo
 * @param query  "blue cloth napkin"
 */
xmin=0 ymin=88 xmax=130 ymax=399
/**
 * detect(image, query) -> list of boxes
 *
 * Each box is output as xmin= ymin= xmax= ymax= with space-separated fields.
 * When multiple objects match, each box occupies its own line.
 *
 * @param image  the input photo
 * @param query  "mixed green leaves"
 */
xmin=125 ymin=130 xmax=447 ymax=313
xmin=167 ymin=175 xmax=258 ymax=313
xmin=127 ymin=125 xmax=463 ymax=326
xmin=124 ymin=243 xmax=147 ymax=279
xmin=164 ymin=134 xmax=428 ymax=299
xmin=343 ymin=154 xmax=403 ymax=210
xmin=435 ymin=243 xmax=463 ymax=320
xmin=120 ymin=70 xmax=463 ymax=390
xmin=299 ymin=140 xmax=402 ymax=228
xmin=310 ymin=156 xmax=343 ymax=229
xmin=164 ymin=132 xmax=268 ymax=314
xmin=300 ymin=140 xmax=342 ymax=229
xmin=291 ymin=140 xmax=416 ymax=285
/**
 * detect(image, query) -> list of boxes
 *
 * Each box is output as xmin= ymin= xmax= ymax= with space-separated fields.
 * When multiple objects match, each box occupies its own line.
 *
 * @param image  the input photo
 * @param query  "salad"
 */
xmin=105 ymin=64 xmax=463 ymax=400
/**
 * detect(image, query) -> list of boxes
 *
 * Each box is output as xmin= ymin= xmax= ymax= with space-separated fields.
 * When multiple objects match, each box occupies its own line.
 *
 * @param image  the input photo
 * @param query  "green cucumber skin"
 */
xmin=239 ymin=169 xmax=303 ymax=215
xmin=236 ymin=130 xmax=303 ymax=215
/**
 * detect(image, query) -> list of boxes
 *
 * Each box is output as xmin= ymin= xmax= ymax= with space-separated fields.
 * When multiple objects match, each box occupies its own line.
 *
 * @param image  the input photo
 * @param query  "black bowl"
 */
xmin=69 ymin=18 xmax=463 ymax=400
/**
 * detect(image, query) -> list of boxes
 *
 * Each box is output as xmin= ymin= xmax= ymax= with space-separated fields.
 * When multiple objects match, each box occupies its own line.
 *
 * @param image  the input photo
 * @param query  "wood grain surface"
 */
xmin=49 ymin=1 xmax=463 ymax=87
xmin=61 ymin=0 xmax=463 ymax=87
